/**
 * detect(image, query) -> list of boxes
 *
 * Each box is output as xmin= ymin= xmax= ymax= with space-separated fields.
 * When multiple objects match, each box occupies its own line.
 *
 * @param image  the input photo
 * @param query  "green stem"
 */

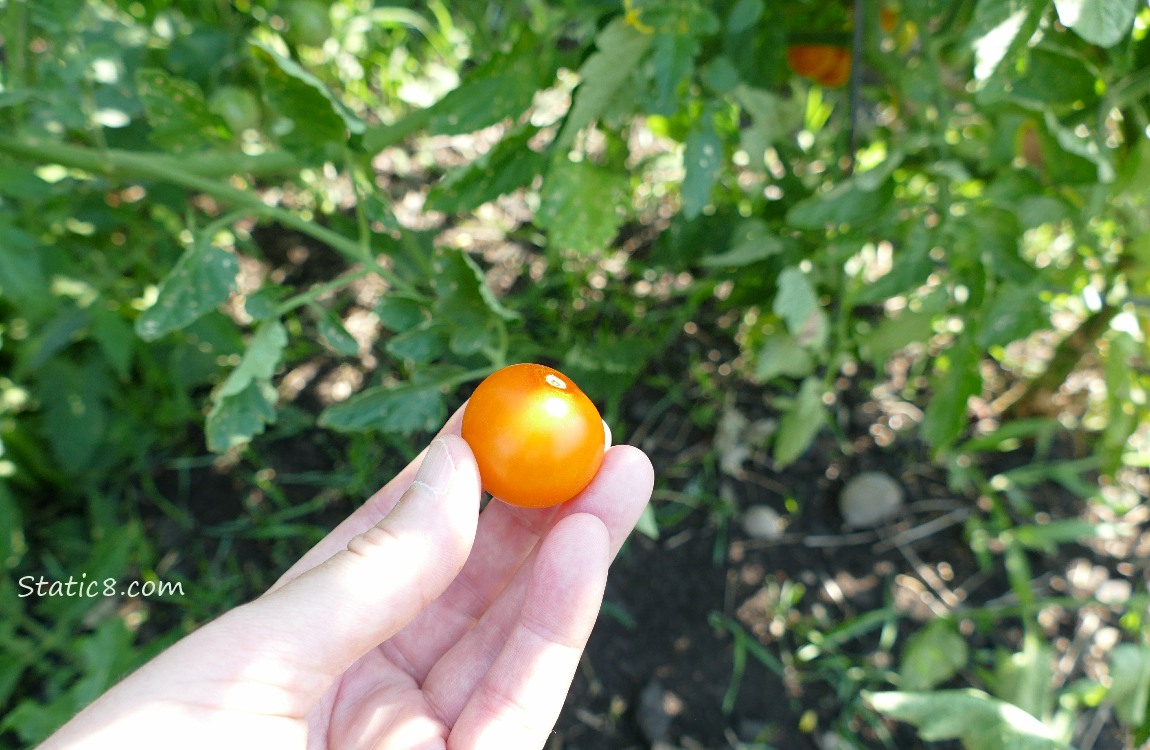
xmin=275 ymin=264 xmax=377 ymax=315
xmin=0 ymin=136 xmax=419 ymax=297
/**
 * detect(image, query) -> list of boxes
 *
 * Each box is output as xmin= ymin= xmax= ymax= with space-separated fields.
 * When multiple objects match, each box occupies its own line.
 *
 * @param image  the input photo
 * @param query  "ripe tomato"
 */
xmin=461 ymin=363 xmax=605 ymax=508
xmin=786 ymin=45 xmax=852 ymax=88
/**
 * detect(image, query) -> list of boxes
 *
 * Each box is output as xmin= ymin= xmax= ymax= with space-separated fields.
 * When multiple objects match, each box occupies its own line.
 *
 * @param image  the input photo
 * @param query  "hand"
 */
xmin=41 ymin=405 xmax=654 ymax=749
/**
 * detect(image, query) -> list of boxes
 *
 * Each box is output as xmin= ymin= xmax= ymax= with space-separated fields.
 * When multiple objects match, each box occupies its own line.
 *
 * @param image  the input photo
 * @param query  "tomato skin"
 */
xmin=461 ymin=363 xmax=605 ymax=508
xmin=786 ymin=45 xmax=852 ymax=88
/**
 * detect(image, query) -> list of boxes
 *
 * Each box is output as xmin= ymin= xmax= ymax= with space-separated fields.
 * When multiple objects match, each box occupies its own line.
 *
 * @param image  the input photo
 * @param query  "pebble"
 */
xmin=839 ymin=471 xmax=904 ymax=527
xmin=741 ymin=505 xmax=784 ymax=540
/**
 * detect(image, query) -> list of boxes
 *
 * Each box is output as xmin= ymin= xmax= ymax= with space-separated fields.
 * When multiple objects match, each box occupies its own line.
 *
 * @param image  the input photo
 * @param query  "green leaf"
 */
xmin=754 ymin=332 xmax=814 ymax=382
xmin=39 ymin=357 xmax=112 ymax=474
xmin=556 ymin=18 xmax=653 ymax=149
xmin=1109 ymin=643 xmax=1150 ymax=727
xmin=205 ymin=379 xmax=278 ymax=452
xmin=89 ymin=306 xmax=135 ymax=380
xmin=728 ymin=0 xmax=765 ymax=34
xmin=682 ymin=110 xmax=723 ymax=220
xmin=318 ymin=382 xmax=446 ymax=434
xmin=0 ymin=220 xmax=49 ymax=315
xmin=376 ymin=295 xmax=427 ymax=331
xmin=978 ymin=283 xmax=1046 ymax=348
xmin=967 ymin=0 xmax=1044 ymax=82
xmin=537 ymin=157 xmax=629 ymax=254
xmin=0 ymin=482 xmax=25 ymax=571
xmin=773 ymin=377 xmax=825 ymax=467
xmin=384 ymin=323 xmax=450 ymax=363
xmin=428 ymin=75 xmax=537 ymax=135
xmin=774 ymin=267 xmax=828 ymax=349
xmin=865 ymin=689 xmax=1069 ymax=750
xmin=205 ymin=320 xmax=287 ymax=452
xmin=315 ymin=310 xmax=359 ymax=356
xmin=994 ymin=635 xmax=1055 ymax=720
xmin=650 ymin=32 xmax=699 ymax=114
xmin=135 ymin=239 xmax=238 ymax=342
xmin=922 ymin=338 xmax=982 ymax=451
xmin=787 ymin=179 xmax=894 ymax=230
xmin=252 ymin=41 xmax=359 ymax=155
xmin=134 ymin=68 xmax=228 ymax=151
xmin=425 ymin=126 xmax=545 ymax=214
xmin=899 ymin=620 xmax=969 ymax=691
xmin=1053 ymin=0 xmax=1138 ymax=47
xmin=702 ymin=218 xmax=785 ymax=267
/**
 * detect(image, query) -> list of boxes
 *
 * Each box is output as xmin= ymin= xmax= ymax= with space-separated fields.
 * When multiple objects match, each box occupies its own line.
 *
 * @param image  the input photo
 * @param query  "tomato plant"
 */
xmin=209 ymin=86 xmax=262 ymax=136
xmin=461 ymin=364 xmax=605 ymax=509
xmin=282 ymin=0 xmax=332 ymax=48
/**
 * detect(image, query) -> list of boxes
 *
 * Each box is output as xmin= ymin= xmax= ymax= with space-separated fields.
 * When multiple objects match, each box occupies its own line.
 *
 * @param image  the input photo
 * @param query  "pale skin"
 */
xmin=41 ymin=405 xmax=655 ymax=749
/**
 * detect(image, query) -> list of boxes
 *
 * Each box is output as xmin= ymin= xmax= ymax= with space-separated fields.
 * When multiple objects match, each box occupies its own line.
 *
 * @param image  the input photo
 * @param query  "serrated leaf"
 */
xmin=252 ymin=42 xmax=359 ymax=154
xmin=968 ymin=0 xmax=1042 ymax=82
xmin=433 ymin=249 xmax=519 ymax=322
xmin=377 ymin=295 xmax=427 ymax=331
xmin=315 ymin=310 xmax=359 ymax=356
xmin=922 ymin=338 xmax=982 ymax=451
xmin=216 ymin=319 xmax=288 ymax=399
xmin=865 ymin=689 xmax=1069 ymax=750
xmin=900 ymin=620 xmax=969 ymax=691
xmin=318 ymin=383 xmax=446 ymax=434
xmin=774 ymin=267 xmax=827 ymax=349
xmin=774 ymin=377 xmax=825 ymax=467
xmin=786 ymin=179 xmax=893 ymax=230
xmin=1053 ymin=0 xmax=1138 ymax=47
xmin=650 ymin=31 xmax=699 ymax=114
xmin=537 ymin=158 xmax=629 ymax=254
xmin=385 ymin=324 xmax=449 ymax=363
xmin=134 ymin=68 xmax=229 ymax=151
xmin=754 ymin=332 xmax=814 ymax=382
xmin=995 ymin=635 xmax=1054 ymax=720
xmin=682 ymin=111 xmax=723 ymax=220
xmin=205 ymin=379 xmax=278 ymax=452
xmin=427 ymin=75 xmax=537 ymax=135
xmin=135 ymin=239 xmax=238 ymax=342
xmin=205 ymin=320 xmax=287 ymax=451
xmin=425 ymin=126 xmax=545 ymax=214
xmin=556 ymin=18 xmax=653 ymax=149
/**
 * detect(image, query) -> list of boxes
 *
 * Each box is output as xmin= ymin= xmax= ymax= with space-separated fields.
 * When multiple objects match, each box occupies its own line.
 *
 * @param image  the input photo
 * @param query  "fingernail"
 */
xmin=413 ymin=437 xmax=454 ymax=494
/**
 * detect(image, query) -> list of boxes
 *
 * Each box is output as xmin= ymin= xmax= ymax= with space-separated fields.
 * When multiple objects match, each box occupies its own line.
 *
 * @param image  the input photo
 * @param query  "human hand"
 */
xmin=41 ymin=405 xmax=654 ymax=749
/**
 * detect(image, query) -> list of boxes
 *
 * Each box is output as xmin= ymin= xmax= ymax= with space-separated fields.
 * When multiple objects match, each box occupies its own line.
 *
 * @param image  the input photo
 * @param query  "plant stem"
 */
xmin=0 ymin=136 xmax=419 ymax=297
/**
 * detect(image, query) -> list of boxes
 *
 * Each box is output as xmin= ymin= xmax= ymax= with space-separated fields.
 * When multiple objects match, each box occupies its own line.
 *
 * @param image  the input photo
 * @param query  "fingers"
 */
xmin=387 ymin=444 xmax=654 ymax=680
xmin=447 ymin=513 xmax=610 ymax=749
xmin=267 ymin=403 xmax=468 ymax=593
xmin=419 ymin=445 xmax=653 ymax=720
xmin=209 ymin=435 xmax=481 ymax=709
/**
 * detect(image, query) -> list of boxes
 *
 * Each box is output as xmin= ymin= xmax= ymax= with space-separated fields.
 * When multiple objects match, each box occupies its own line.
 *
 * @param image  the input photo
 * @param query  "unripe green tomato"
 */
xmin=283 ymin=0 xmax=332 ymax=47
xmin=209 ymin=86 xmax=262 ymax=135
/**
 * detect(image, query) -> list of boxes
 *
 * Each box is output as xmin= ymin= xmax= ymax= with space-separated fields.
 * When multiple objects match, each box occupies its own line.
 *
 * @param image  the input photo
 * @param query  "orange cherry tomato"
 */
xmin=786 ymin=45 xmax=852 ymax=88
xmin=461 ymin=363 xmax=605 ymax=508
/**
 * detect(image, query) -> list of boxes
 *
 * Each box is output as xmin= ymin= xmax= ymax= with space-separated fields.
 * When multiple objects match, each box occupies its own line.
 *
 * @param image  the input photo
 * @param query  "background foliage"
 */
xmin=2 ymin=0 xmax=1149 ymax=747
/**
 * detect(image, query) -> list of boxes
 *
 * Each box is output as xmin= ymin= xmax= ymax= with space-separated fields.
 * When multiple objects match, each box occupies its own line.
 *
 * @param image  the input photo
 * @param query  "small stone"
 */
xmin=839 ymin=471 xmax=904 ymax=527
xmin=742 ymin=505 xmax=784 ymax=540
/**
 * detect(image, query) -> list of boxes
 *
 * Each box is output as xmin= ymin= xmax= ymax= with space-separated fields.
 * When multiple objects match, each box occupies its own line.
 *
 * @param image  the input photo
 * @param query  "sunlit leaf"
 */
xmin=773 ymin=377 xmax=825 ymax=467
xmin=537 ymin=157 xmax=629 ymax=254
xmin=318 ymin=383 xmax=446 ymax=434
xmin=556 ymin=18 xmax=652 ymax=149
xmin=865 ymin=689 xmax=1069 ymax=749
xmin=135 ymin=239 xmax=238 ymax=342
xmin=900 ymin=620 xmax=969 ymax=691
xmin=1053 ymin=0 xmax=1139 ymax=47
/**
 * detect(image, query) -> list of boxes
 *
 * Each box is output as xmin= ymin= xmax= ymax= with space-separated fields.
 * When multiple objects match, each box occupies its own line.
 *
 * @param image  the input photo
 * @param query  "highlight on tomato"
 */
xmin=461 ymin=363 xmax=605 ymax=508
xmin=786 ymin=45 xmax=852 ymax=88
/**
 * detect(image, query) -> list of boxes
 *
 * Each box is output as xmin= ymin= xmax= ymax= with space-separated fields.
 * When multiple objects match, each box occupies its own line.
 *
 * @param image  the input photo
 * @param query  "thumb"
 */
xmin=218 ymin=435 xmax=480 ymax=699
